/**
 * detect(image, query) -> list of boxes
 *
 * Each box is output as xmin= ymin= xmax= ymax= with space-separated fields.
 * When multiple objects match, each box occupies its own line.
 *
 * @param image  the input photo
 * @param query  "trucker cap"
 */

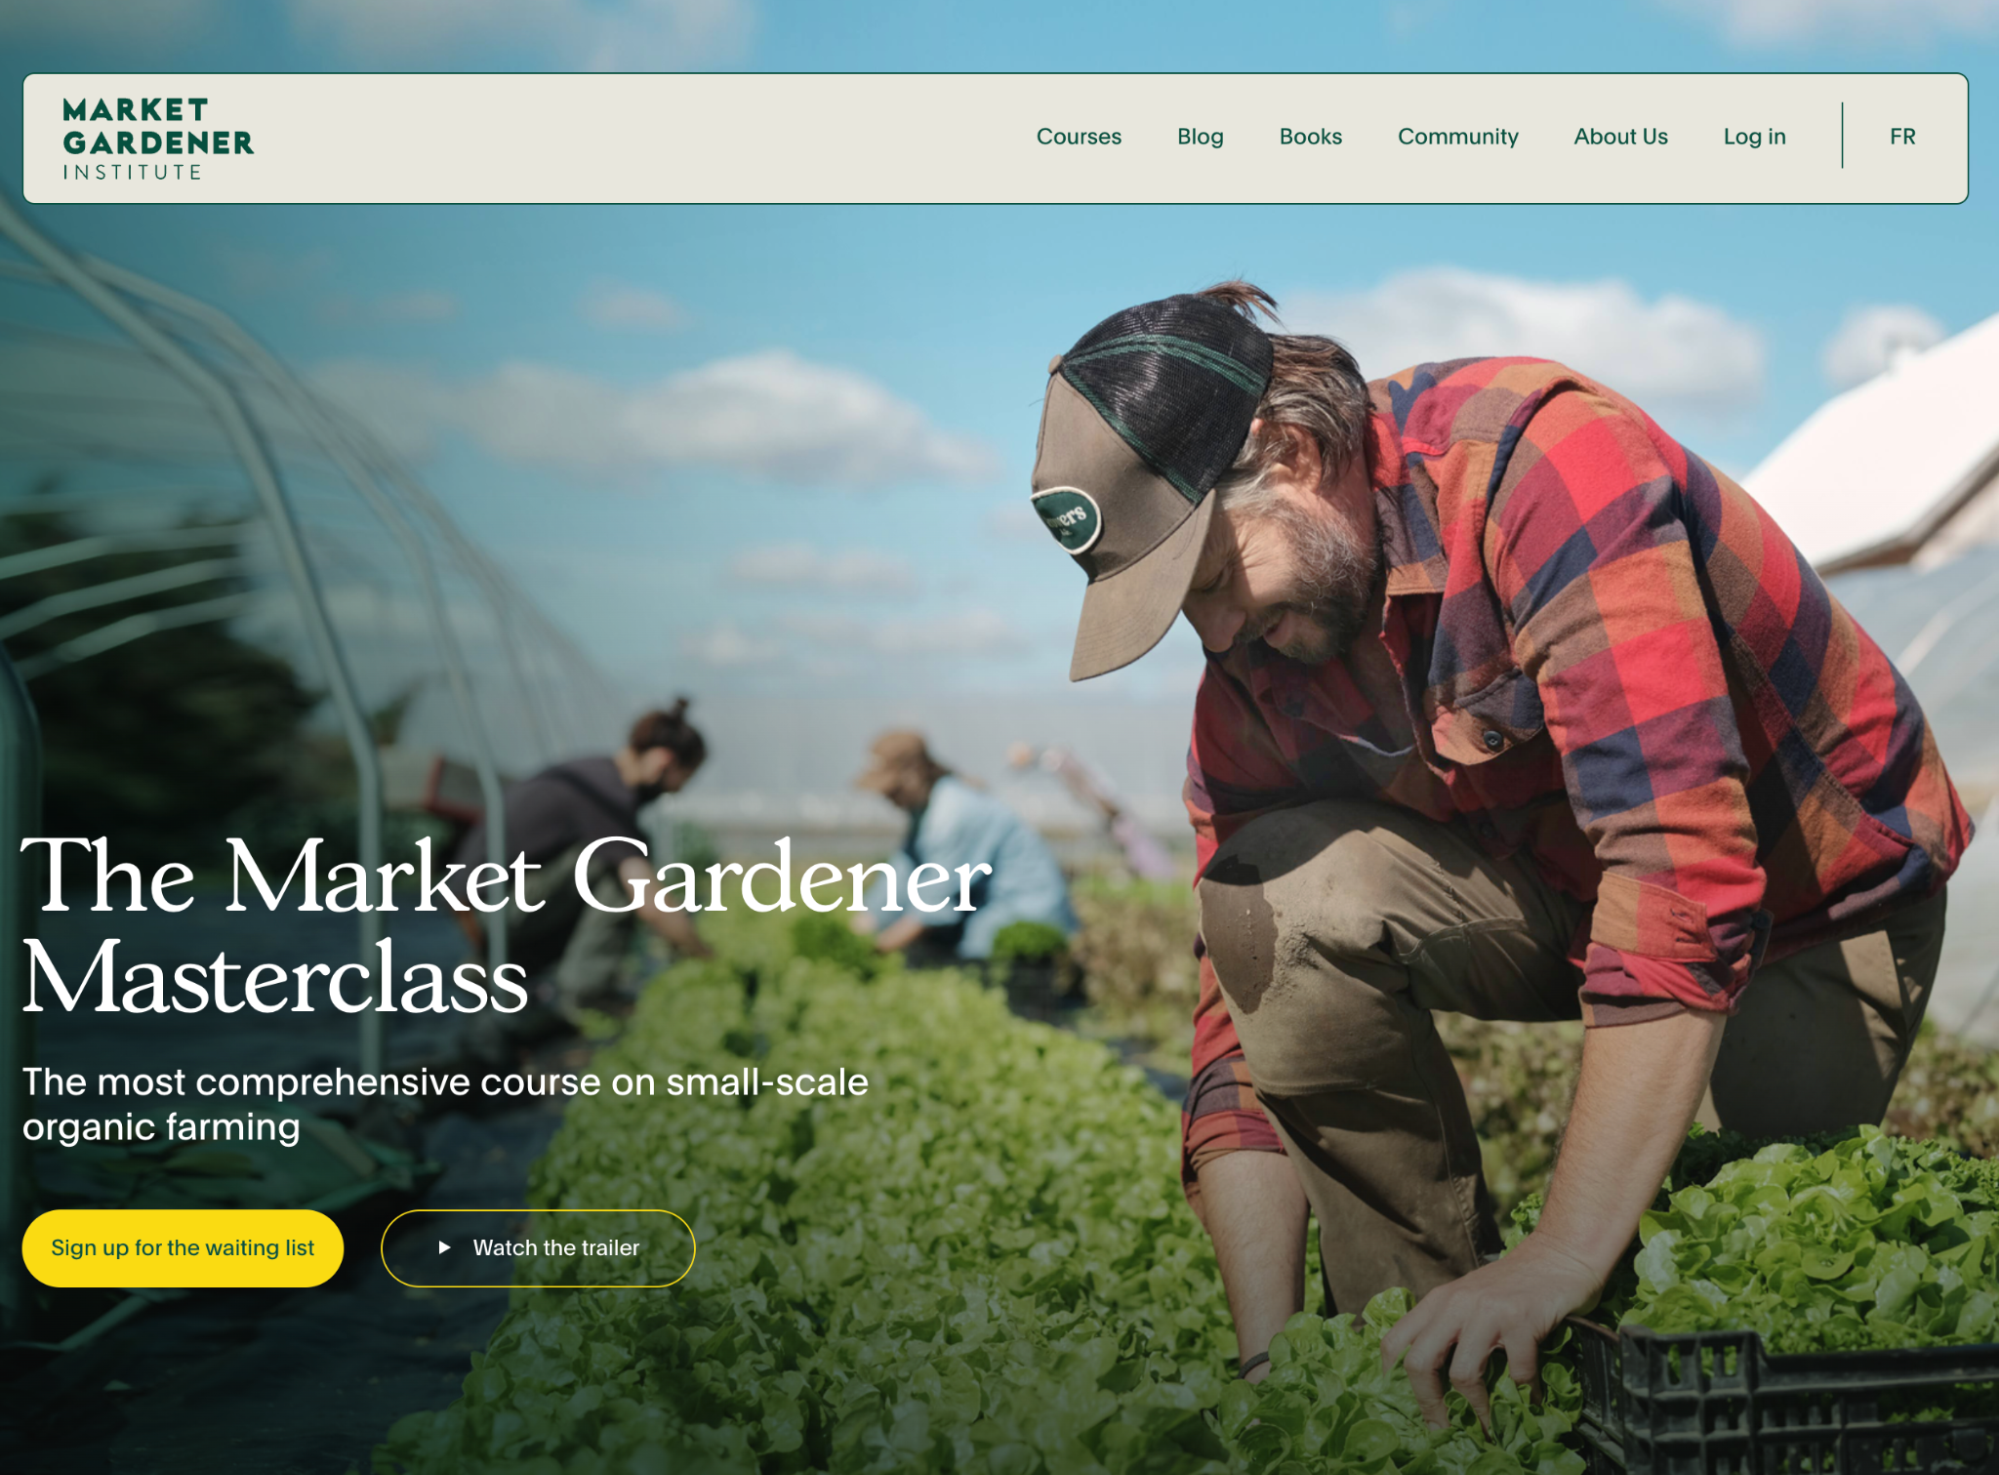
xmin=1030 ymin=293 xmax=1273 ymax=681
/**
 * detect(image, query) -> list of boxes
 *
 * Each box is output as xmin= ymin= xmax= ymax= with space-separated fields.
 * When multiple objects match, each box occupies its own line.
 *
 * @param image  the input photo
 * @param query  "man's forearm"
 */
xmin=1533 ymin=1007 xmax=1726 ymax=1278
xmin=640 ymin=904 xmax=710 ymax=958
xmin=1194 ymin=1150 xmax=1308 ymax=1377
xmin=1379 ymin=1006 xmax=1725 ymax=1427
xmin=873 ymin=914 xmax=927 ymax=953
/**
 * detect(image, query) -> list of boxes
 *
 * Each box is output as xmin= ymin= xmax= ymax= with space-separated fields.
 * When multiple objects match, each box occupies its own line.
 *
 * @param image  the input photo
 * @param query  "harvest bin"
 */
xmin=1572 ymin=1318 xmax=1999 ymax=1474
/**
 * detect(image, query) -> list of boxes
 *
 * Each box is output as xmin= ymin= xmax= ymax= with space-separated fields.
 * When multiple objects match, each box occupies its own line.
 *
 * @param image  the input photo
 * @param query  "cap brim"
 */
xmin=1068 ymin=492 xmax=1216 ymax=681
xmin=854 ymin=763 xmax=898 ymax=793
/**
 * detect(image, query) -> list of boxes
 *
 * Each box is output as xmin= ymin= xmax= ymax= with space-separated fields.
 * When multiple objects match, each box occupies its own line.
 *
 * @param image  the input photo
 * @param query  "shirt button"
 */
xmin=1482 ymin=728 xmax=1505 ymax=752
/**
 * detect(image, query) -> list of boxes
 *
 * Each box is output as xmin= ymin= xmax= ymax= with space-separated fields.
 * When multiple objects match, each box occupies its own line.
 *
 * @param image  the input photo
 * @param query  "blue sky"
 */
xmin=3 ymin=0 xmax=1997 ymax=714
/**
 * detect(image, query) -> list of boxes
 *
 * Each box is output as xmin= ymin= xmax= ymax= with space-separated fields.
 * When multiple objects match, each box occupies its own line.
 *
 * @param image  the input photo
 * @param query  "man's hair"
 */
xmin=629 ymin=696 xmax=706 ymax=770
xmin=1196 ymin=281 xmax=1370 ymax=517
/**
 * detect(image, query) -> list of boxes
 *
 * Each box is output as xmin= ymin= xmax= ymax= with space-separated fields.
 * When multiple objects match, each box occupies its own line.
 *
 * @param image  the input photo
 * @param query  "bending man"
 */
xmin=1024 ymin=283 xmax=1969 ymax=1416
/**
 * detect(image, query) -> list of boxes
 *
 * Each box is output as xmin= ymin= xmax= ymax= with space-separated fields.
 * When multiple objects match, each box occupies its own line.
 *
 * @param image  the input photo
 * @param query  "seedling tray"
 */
xmin=1572 ymin=1318 xmax=1999 ymax=1474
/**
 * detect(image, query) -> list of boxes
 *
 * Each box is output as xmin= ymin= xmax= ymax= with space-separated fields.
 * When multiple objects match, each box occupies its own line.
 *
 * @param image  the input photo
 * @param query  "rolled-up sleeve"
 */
xmin=1488 ymin=390 xmax=1769 ymax=1024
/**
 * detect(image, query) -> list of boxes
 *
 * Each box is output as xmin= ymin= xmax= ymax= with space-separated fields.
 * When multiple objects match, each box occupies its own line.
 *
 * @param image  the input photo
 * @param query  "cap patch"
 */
xmin=1031 ymin=487 xmax=1103 ymax=556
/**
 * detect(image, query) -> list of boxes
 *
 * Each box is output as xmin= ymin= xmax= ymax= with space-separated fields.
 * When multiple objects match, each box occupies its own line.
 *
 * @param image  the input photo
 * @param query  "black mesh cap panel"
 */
xmin=1058 ymin=295 xmax=1274 ymax=505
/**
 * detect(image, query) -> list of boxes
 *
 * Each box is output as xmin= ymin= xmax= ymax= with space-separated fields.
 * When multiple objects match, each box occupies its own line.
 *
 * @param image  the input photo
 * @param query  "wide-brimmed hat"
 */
xmin=1030 ymin=293 xmax=1273 ymax=680
xmin=854 ymin=730 xmax=946 ymax=794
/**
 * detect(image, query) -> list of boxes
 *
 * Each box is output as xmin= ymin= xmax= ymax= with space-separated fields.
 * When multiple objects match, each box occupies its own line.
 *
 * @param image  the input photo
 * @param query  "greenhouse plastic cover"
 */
xmin=1745 ymin=310 xmax=1999 ymax=569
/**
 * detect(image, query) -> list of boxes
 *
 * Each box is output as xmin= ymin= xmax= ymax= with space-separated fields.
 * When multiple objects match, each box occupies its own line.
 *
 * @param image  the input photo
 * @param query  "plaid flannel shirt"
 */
xmin=1181 ymin=357 xmax=1970 ymax=1202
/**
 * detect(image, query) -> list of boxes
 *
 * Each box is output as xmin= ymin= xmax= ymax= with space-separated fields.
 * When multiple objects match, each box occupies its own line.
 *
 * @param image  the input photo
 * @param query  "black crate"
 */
xmin=1571 ymin=1317 xmax=1999 ymax=1474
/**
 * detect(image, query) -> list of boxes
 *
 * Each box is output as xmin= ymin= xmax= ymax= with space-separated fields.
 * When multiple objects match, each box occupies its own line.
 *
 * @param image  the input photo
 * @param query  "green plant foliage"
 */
xmin=1886 ymin=1023 xmax=1999 ymax=1159
xmin=989 ymin=921 xmax=1071 ymax=967
xmin=1217 ymin=1291 xmax=1584 ymax=1475
xmin=1436 ymin=1020 xmax=1580 ymax=1219
xmin=790 ymin=911 xmax=890 ymax=980
xmin=374 ymin=896 xmax=1999 ymax=1475
xmin=1607 ymin=1127 xmax=1999 ymax=1356
xmin=1068 ymin=876 xmax=1201 ymax=1062
xmin=672 ymin=819 xmax=724 ymax=878
xmin=375 ymin=913 xmax=1577 ymax=1475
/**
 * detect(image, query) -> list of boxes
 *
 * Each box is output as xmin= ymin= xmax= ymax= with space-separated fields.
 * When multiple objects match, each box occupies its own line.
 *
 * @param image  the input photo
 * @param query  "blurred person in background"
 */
xmin=1007 ymin=740 xmax=1178 ymax=882
xmin=461 ymin=699 xmax=712 ymax=1063
xmin=851 ymin=730 xmax=1078 ymax=965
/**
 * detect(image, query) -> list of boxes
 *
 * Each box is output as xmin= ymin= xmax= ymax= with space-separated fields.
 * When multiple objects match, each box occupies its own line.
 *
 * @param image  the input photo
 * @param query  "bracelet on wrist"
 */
xmin=1236 ymin=1350 xmax=1271 ymax=1379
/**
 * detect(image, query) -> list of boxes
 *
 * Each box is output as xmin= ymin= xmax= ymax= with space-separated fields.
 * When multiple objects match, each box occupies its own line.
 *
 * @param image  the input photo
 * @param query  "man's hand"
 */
xmin=646 ymin=904 xmax=712 ymax=959
xmin=1380 ymin=1007 xmax=1726 ymax=1430
xmin=1378 ymin=1231 xmax=1599 ymax=1429
xmin=872 ymin=914 xmax=927 ymax=953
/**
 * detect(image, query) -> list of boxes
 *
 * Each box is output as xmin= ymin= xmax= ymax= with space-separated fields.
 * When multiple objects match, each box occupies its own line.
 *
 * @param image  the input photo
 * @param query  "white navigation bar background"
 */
xmin=23 ymin=73 xmax=1969 ymax=204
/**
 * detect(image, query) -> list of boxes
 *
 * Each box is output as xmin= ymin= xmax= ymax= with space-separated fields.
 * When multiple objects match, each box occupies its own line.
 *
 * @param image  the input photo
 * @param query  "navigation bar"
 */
xmin=23 ymin=73 xmax=1968 ymax=204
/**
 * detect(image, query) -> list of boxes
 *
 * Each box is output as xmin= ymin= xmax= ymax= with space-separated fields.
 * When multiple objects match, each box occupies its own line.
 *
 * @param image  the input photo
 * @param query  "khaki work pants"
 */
xmin=1197 ymin=799 xmax=1947 ymax=1314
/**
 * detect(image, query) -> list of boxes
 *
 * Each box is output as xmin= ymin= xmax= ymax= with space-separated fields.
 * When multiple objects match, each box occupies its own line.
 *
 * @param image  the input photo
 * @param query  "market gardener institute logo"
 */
xmin=58 ymin=95 xmax=253 ymax=185
xmin=1032 ymin=487 xmax=1102 ymax=556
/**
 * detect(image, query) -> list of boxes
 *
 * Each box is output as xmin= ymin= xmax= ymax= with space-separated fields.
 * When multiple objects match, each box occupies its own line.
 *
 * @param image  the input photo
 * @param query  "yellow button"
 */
xmin=22 ymin=1209 xmax=344 ymax=1288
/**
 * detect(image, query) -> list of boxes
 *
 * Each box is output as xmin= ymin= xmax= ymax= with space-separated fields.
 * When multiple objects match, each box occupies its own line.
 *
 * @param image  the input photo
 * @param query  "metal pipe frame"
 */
xmin=88 ymin=260 xmax=513 ymax=982
xmin=1 ymin=254 xmax=619 ymax=761
xmin=0 ymin=556 xmax=244 ymax=642
xmin=0 ymin=643 xmax=40 ymax=1338
xmin=15 ymin=592 xmax=255 ymax=682
xmin=0 ymin=187 xmax=390 ymax=1071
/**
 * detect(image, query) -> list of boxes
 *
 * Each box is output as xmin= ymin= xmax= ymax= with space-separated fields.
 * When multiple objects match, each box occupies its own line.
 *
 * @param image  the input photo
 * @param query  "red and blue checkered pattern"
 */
xmin=1180 ymin=357 xmax=1971 ymax=1192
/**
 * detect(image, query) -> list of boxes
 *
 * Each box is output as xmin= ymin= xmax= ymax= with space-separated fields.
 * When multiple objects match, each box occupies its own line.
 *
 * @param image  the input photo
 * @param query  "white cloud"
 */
xmin=312 ymin=360 xmax=449 ymax=459
xmin=1664 ymin=0 xmax=1999 ymax=44
xmin=729 ymin=544 xmax=916 ymax=594
xmin=581 ymin=282 xmax=688 ymax=333
xmin=312 ymin=350 xmax=995 ymax=487
xmin=782 ymin=609 xmax=1030 ymax=657
xmin=287 ymin=0 xmax=752 ymax=68
xmin=1821 ymin=305 xmax=1947 ymax=389
xmin=680 ymin=622 xmax=783 ymax=666
xmin=1289 ymin=268 xmax=1765 ymax=418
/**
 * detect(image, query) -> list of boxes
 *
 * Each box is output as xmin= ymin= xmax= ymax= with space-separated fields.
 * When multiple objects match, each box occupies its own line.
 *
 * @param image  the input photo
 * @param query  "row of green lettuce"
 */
xmin=1597 ymin=1128 xmax=1999 ymax=1356
xmin=373 ymin=917 xmax=1583 ymax=1475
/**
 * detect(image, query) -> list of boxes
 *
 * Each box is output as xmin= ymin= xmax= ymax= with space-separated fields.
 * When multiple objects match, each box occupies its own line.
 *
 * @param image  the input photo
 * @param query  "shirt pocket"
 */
xmin=1430 ymin=669 xmax=1546 ymax=767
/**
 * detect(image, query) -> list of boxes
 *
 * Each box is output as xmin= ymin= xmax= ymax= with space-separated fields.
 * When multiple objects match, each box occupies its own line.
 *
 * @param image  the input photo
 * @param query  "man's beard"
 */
xmin=1238 ymin=500 xmax=1382 ymax=665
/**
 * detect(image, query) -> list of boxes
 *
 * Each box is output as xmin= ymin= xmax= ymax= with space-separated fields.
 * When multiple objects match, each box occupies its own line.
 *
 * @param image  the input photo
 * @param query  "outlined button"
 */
xmin=380 ymin=1208 xmax=695 ymax=1289
xmin=22 ymin=1209 xmax=343 ymax=1288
